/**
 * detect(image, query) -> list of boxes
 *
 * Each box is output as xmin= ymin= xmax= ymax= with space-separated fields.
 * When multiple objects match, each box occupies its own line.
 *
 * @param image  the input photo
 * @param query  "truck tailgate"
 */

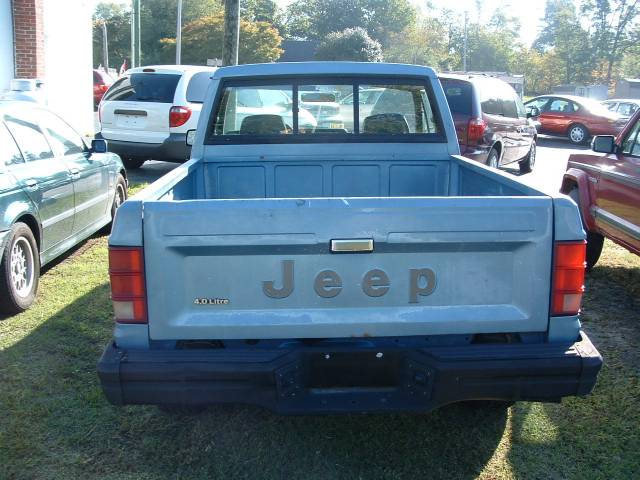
xmin=143 ymin=197 xmax=553 ymax=340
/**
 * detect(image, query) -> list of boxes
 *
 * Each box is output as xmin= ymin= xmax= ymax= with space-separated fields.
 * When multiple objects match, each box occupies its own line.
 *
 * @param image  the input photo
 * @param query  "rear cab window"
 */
xmin=208 ymin=76 xmax=444 ymax=143
xmin=103 ymin=73 xmax=181 ymax=103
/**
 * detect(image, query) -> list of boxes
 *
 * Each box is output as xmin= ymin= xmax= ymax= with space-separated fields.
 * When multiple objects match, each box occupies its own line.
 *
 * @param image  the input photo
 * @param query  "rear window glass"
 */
xmin=186 ymin=71 xmax=212 ymax=103
xmin=103 ymin=73 xmax=180 ymax=103
xmin=441 ymin=80 xmax=472 ymax=115
xmin=209 ymin=78 xmax=443 ymax=142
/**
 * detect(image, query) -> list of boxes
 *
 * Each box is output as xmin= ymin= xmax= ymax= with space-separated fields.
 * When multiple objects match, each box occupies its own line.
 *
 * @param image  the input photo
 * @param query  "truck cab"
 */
xmin=98 ymin=63 xmax=601 ymax=414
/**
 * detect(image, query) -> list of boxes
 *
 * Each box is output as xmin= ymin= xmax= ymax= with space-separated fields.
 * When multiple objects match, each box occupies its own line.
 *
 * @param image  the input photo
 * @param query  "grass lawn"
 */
xmin=1 ymin=210 xmax=639 ymax=479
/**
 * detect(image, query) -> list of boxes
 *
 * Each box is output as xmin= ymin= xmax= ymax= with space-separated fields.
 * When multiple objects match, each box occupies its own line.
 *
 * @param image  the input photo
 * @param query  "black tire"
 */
xmin=111 ymin=174 xmax=128 ymax=220
xmin=0 ymin=222 xmax=40 ymax=314
xmin=123 ymin=157 xmax=145 ymax=169
xmin=569 ymin=188 xmax=604 ymax=270
xmin=519 ymin=141 xmax=536 ymax=173
xmin=568 ymin=124 xmax=589 ymax=145
xmin=486 ymin=148 xmax=499 ymax=168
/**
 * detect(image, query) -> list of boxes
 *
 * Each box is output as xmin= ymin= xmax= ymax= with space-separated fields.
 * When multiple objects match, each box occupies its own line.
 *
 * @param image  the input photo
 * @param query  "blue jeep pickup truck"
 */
xmin=98 ymin=62 xmax=602 ymax=414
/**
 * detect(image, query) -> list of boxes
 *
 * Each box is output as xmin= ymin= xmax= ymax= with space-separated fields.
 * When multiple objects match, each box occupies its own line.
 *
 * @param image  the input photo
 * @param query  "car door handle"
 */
xmin=69 ymin=167 xmax=80 ymax=178
xmin=25 ymin=179 xmax=38 ymax=189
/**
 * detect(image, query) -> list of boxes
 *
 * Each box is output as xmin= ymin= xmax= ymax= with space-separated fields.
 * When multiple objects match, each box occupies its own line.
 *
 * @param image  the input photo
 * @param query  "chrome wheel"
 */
xmin=10 ymin=236 xmax=35 ymax=298
xmin=569 ymin=125 xmax=586 ymax=144
xmin=529 ymin=143 xmax=536 ymax=168
xmin=115 ymin=182 xmax=126 ymax=210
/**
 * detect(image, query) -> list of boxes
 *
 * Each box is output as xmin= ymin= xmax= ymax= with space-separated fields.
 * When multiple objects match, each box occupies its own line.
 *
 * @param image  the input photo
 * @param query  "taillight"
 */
xmin=551 ymin=241 xmax=586 ymax=316
xmin=169 ymin=106 xmax=192 ymax=127
xmin=467 ymin=117 xmax=487 ymax=143
xmin=109 ymin=247 xmax=147 ymax=323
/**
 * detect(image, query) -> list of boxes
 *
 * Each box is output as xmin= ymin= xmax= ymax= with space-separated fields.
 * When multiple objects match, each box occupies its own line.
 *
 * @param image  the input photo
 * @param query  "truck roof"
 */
xmin=213 ymin=62 xmax=438 ymax=80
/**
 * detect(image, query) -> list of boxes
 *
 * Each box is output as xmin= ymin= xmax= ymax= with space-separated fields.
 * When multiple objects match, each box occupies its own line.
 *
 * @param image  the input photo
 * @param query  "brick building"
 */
xmin=1 ymin=0 xmax=94 ymax=134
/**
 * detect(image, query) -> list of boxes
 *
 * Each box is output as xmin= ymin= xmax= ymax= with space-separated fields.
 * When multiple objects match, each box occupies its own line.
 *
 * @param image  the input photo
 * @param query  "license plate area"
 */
xmin=116 ymin=114 xmax=146 ymax=128
xmin=306 ymin=351 xmax=402 ymax=391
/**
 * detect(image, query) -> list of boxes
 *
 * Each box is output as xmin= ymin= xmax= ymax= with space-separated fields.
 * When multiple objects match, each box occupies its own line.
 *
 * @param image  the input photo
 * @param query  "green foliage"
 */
xmin=92 ymin=2 xmax=131 ymax=69
xmin=160 ymin=14 xmax=283 ymax=65
xmin=314 ymin=27 xmax=382 ymax=62
xmin=534 ymin=0 xmax=594 ymax=84
xmin=283 ymin=0 xmax=415 ymax=47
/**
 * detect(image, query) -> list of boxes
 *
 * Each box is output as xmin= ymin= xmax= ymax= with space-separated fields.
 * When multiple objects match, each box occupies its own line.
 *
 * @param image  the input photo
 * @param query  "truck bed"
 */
xmin=113 ymin=146 xmax=556 ymax=341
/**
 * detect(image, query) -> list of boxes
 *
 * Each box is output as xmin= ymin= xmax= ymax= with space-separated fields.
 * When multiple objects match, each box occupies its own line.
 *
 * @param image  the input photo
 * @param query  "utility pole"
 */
xmin=222 ymin=0 xmax=240 ymax=66
xmin=136 ymin=0 xmax=141 ymax=67
xmin=463 ymin=10 xmax=468 ymax=72
xmin=130 ymin=1 xmax=136 ymax=68
xmin=131 ymin=0 xmax=141 ymax=67
xmin=102 ymin=21 xmax=109 ymax=70
xmin=176 ymin=0 xmax=183 ymax=64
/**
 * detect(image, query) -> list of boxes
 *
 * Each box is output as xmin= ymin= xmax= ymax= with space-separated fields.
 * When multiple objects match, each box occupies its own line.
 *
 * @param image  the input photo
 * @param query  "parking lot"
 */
xmin=1 ymin=137 xmax=638 ymax=479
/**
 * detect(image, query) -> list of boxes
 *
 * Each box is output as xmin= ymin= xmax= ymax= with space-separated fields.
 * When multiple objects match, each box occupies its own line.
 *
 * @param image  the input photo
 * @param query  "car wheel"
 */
xmin=519 ymin=141 xmax=536 ymax=173
xmin=110 ymin=174 xmax=128 ymax=221
xmin=123 ymin=157 xmax=145 ymax=169
xmin=486 ymin=148 xmax=499 ymax=168
xmin=0 ymin=222 xmax=40 ymax=314
xmin=568 ymin=124 xmax=588 ymax=145
xmin=569 ymin=188 xmax=604 ymax=270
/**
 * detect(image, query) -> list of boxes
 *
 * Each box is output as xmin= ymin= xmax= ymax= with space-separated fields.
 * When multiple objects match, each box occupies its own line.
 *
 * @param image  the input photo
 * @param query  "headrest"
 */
xmin=240 ymin=114 xmax=287 ymax=135
xmin=362 ymin=113 xmax=409 ymax=134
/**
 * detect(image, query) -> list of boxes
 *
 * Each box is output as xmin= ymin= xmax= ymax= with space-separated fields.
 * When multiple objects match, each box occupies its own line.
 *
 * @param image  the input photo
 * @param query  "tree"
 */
xmin=385 ymin=17 xmax=453 ymax=70
xmin=282 ymin=0 xmax=415 ymax=47
xmin=314 ymin=27 xmax=382 ymax=62
xmin=92 ymin=2 xmax=131 ymax=69
xmin=581 ymin=0 xmax=640 ymax=84
xmin=160 ymin=14 xmax=282 ymax=65
xmin=140 ymin=0 xmax=223 ymax=64
xmin=534 ymin=0 xmax=594 ymax=84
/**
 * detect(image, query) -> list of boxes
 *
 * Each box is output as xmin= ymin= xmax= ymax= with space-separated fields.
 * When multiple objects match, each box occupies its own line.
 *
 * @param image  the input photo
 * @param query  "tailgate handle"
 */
xmin=113 ymin=109 xmax=147 ymax=116
xmin=331 ymin=239 xmax=374 ymax=253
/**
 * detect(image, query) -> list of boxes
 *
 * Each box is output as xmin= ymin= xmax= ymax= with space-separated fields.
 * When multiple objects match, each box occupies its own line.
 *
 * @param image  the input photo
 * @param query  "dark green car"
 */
xmin=0 ymin=100 xmax=127 ymax=314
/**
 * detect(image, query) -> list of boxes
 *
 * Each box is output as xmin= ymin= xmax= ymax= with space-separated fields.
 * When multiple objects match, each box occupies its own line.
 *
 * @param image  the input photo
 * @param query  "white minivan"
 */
xmin=97 ymin=65 xmax=215 ymax=169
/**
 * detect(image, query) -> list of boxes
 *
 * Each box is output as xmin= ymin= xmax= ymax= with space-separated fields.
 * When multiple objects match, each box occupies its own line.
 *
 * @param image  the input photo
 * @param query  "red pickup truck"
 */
xmin=562 ymin=110 xmax=640 ymax=269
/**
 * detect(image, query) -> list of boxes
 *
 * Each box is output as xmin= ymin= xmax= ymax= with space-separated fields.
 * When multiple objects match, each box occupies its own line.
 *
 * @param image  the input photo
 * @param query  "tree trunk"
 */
xmin=223 ymin=0 xmax=240 ymax=66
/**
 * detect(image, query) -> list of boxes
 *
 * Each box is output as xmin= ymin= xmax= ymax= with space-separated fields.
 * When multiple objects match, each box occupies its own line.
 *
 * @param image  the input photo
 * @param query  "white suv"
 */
xmin=97 ymin=65 xmax=215 ymax=169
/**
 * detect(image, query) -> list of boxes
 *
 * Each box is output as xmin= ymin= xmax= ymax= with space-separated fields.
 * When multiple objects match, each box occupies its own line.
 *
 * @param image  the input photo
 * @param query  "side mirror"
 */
xmin=591 ymin=135 xmax=616 ymax=154
xmin=526 ymin=106 xmax=540 ymax=118
xmin=91 ymin=139 xmax=108 ymax=154
xmin=186 ymin=129 xmax=196 ymax=147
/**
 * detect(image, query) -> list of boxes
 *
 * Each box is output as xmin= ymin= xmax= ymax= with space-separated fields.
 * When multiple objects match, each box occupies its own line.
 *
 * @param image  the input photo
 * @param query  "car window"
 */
xmin=213 ymin=85 xmax=294 ymax=135
xmin=515 ymin=95 xmax=527 ymax=118
xmin=618 ymin=103 xmax=638 ymax=117
xmin=478 ymin=81 xmax=502 ymax=116
xmin=186 ymin=71 xmax=212 ymax=103
xmin=501 ymin=94 xmax=518 ymax=118
xmin=621 ymin=119 xmax=640 ymax=156
xmin=526 ymin=97 xmax=550 ymax=112
xmin=38 ymin=110 xmax=85 ymax=156
xmin=4 ymin=112 xmax=54 ymax=162
xmin=0 ymin=122 xmax=25 ymax=166
xmin=441 ymin=79 xmax=473 ymax=115
xmin=369 ymin=84 xmax=438 ymax=134
xmin=603 ymin=102 xmax=617 ymax=112
xmin=547 ymin=99 xmax=576 ymax=113
xmin=298 ymin=84 xmax=350 ymax=134
xmin=103 ymin=73 xmax=180 ymax=103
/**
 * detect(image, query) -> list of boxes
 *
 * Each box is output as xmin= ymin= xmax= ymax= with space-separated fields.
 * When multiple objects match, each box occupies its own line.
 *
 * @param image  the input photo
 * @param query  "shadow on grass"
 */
xmin=1 ymin=283 xmax=509 ymax=480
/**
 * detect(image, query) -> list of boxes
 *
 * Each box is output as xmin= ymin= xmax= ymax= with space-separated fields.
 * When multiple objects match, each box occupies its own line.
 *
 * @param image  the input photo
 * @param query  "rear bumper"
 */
xmin=96 ymin=132 xmax=190 ymax=162
xmin=97 ymin=332 xmax=602 ymax=414
xmin=460 ymin=145 xmax=491 ymax=164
